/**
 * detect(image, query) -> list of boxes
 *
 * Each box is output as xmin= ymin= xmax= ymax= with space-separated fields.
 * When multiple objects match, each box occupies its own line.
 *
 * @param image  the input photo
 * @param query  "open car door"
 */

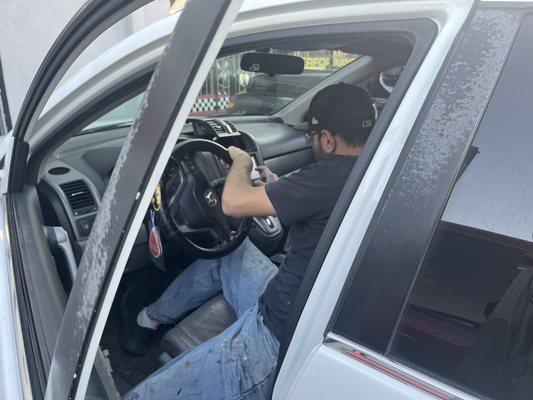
xmin=48 ymin=1 xmax=244 ymax=398
xmin=5 ymin=0 xmax=243 ymax=398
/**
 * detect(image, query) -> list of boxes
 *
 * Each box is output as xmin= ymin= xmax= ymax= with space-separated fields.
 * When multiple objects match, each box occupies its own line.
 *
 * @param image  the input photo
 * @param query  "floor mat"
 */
xmin=101 ymin=307 xmax=172 ymax=391
xmin=100 ymin=266 xmax=179 ymax=393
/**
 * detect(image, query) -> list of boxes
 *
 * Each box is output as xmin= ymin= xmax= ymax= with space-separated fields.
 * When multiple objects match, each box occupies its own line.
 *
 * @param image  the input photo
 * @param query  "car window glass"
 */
xmin=390 ymin=14 xmax=533 ymax=399
xmin=77 ymin=49 xmax=362 ymax=135
xmin=194 ymin=49 xmax=359 ymax=117
xmin=37 ymin=0 xmax=174 ymax=131
xmin=83 ymin=93 xmax=144 ymax=132
xmin=60 ymin=1 xmax=174 ymax=84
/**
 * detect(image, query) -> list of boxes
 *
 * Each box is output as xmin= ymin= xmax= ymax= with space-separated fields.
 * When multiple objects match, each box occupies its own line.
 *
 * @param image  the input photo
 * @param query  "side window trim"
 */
xmin=276 ymin=17 xmax=439 ymax=368
xmin=390 ymin=11 xmax=533 ymax=399
xmin=328 ymin=7 xmax=524 ymax=354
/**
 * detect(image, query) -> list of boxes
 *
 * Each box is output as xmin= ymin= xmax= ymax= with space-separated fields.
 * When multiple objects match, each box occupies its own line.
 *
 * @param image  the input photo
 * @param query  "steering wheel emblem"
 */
xmin=204 ymin=189 xmax=218 ymax=207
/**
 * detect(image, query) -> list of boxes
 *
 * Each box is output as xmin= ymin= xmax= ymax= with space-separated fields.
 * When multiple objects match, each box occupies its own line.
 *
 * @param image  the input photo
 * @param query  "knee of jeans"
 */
xmin=246 ymin=247 xmax=276 ymax=274
xmin=237 ymin=238 xmax=253 ymax=255
xmin=219 ymin=239 xmax=250 ymax=268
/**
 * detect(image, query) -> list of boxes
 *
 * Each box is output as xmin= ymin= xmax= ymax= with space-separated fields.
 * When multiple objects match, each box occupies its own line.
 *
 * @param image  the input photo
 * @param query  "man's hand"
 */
xmin=222 ymin=146 xmax=276 ymax=218
xmin=255 ymin=165 xmax=278 ymax=184
xmin=228 ymin=146 xmax=252 ymax=167
xmin=220 ymin=146 xmax=252 ymax=172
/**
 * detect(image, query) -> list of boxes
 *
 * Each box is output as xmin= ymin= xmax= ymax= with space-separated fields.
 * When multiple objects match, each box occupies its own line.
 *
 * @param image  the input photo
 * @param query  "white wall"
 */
xmin=0 ymin=0 xmax=170 ymax=125
xmin=0 ymin=0 xmax=85 ymax=124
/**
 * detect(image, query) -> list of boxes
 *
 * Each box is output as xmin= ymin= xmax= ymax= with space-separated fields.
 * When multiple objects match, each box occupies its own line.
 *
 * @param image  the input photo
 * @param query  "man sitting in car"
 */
xmin=122 ymin=83 xmax=375 ymax=400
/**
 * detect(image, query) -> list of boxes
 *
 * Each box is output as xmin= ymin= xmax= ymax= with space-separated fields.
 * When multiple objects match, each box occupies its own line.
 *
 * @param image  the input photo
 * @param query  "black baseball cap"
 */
xmin=295 ymin=83 xmax=375 ymax=139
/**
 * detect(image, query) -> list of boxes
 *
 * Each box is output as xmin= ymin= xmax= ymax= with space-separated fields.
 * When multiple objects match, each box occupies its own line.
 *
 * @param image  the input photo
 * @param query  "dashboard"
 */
xmin=38 ymin=116 xmax=314 ymax=262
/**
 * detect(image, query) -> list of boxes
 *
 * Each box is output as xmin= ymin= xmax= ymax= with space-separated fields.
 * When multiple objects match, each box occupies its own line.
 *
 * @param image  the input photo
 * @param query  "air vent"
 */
xmin=205 ymin=120 xmax=227 ymax=136
xmin=60 ymin=180 xmax=97 ymax=216
xmin=225 ymin=121 xmax=238 ymax=133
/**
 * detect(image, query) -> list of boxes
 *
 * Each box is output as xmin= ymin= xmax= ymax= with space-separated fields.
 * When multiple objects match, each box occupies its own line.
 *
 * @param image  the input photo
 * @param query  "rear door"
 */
xmin=280 ymin=3 xmax=530 ymax=400
xmin=274 ymin=0 xmax=530 ymax=399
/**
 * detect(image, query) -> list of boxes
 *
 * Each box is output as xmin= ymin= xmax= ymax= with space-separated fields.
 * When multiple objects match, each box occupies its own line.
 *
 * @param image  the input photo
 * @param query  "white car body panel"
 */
xmin=286 ymin=346 xmax=437 ymax=400
xmin=289 ymin=333 xmax=481 ymax=400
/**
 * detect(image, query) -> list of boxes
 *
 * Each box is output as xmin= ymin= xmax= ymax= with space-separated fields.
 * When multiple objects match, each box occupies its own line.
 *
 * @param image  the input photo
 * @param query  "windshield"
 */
xmin=83 ymin=49 xmax=359 ymax=132
xmin=194 ymin=49 xmax=359 ymax=117
xmin=83 ymin=94 xmax=144 ymax=132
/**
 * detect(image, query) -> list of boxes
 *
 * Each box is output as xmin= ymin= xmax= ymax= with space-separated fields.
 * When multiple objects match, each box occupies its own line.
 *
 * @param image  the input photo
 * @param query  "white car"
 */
xmin=0 ymin=0 xmax=532 ymax=399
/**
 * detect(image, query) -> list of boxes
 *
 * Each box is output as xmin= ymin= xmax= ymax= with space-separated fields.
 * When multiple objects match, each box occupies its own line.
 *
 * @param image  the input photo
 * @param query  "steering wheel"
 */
xmin=158 ymin=139 xmax=251 ymax=259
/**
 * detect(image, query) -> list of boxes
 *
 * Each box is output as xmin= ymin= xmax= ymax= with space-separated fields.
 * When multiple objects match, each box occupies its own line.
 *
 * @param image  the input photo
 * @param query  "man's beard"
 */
xmin=314 ymin=140 xmax=331 ymax=161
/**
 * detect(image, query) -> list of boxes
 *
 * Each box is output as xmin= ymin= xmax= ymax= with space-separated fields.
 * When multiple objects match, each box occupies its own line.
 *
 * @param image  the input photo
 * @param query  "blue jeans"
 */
xmin=124 ymin=239 xmax=279 ymax=400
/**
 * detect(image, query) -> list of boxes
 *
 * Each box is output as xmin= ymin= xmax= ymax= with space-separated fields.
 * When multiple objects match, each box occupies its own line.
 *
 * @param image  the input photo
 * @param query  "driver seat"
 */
xmin=159 ymin=294 xmax=236 ymax=363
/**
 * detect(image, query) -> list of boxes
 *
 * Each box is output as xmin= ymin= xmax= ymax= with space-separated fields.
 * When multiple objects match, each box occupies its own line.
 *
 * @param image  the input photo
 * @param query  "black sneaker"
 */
xmin=120 ymin=283 xmax=158 ymax=356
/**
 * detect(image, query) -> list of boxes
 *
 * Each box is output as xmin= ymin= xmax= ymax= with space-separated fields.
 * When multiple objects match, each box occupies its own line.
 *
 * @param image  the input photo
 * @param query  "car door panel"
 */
xmin=282 ymin=4 xmax=522 ymax=400
xmin=286 ymin=344 xmax=438 ymax=400
xmin=273 ymin=1 xmax=471 ymax=397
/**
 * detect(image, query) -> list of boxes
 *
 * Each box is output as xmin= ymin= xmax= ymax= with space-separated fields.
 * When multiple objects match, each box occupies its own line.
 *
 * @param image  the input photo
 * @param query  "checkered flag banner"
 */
xmin=190 ymin=93 xmax=231 ymax=116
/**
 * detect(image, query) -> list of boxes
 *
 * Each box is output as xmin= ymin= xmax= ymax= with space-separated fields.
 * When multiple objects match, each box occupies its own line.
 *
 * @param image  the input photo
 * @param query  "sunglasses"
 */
xmin=304 ymin=129 xmax=321 ymax=143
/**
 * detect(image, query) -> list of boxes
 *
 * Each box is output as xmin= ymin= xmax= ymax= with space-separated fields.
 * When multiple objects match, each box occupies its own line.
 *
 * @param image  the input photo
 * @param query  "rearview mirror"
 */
xmin=241 ymin=52 xmax=305 ymax=75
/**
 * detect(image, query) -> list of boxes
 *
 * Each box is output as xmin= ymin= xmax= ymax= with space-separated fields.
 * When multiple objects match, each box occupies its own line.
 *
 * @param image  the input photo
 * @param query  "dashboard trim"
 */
xmin=41 ymin=161 xmax=101 ymax=242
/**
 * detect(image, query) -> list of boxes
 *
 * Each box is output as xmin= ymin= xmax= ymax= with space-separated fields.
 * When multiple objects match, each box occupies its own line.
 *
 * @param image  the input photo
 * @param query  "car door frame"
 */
xmin=6 ymin=2 xmax=156 ymax=397
xmin=278 ymin=3 xmax=526 ymax=399
xmin=273 ymin=0 xmax=479 ymax=398
xmin=44 ymin=0 xmax=245 ymax=399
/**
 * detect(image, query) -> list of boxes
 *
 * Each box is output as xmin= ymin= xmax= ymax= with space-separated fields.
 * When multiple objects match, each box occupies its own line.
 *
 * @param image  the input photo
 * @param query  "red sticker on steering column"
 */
xmin=149 ymin=226 xmax=163 ymax=258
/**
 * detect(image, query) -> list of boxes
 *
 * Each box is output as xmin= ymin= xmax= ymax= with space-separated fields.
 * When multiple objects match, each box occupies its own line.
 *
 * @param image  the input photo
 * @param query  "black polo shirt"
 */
xmin=259 ymin=154 xmax=357 ymax=341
